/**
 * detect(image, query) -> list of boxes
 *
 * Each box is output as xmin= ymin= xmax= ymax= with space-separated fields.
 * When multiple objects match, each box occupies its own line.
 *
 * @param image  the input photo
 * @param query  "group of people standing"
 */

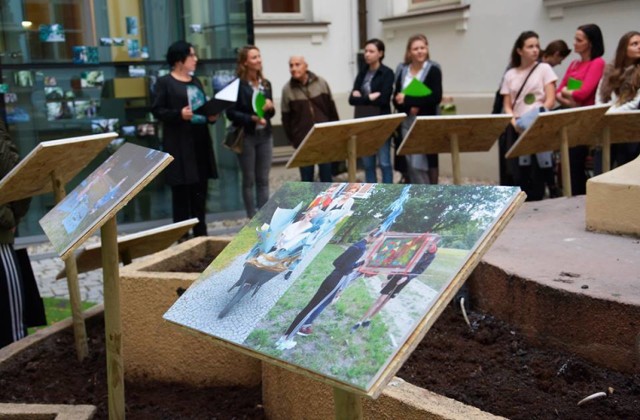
xmin=152 ymin=34 xmax=445 ymax=227
xmin=153 ymin=24 xmax=640 ymax=235
xmin=499 ymin=25 xmax=640 ymax=199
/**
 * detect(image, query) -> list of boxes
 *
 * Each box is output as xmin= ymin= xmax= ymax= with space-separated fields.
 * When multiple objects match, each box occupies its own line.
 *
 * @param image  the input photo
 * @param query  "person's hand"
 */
xmin=252 ymin=115 xmax=267 ymax=125
xmin=207 ymin=113 xmax=219 ymax=122
xmin=352 ymin=90 xmax=362 ymax=97
xmin=410 ymin=107 xmax=419 ymax=115
xmin=511 ymin=117 xmax=521 ymax=133
xmin=181 ymin=105 xmax=193 ymax=121
xmin=369 ymin=92 xmax=381 ymax=101
xmin=263 ymin=99 xmax=274 ymax=111
xmin=395 ymin=92 xmax=405 ymax=105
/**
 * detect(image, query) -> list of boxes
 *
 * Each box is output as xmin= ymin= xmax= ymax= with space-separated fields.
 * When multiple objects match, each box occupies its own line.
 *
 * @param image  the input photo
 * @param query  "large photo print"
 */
xmin=164 ymin=183 xmax=520 ymax=391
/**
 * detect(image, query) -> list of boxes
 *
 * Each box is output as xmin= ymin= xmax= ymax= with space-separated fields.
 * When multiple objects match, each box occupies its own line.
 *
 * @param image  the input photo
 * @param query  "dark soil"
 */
xmin=1 ymin=305 xmax=639 ymax=419
xmin=398 ymin=305 xmax=640 ymax=419
xmin=0 ymin=314 xmax=265 ymax=419
xmin=166 ymin=255 xmax=214 ymax=273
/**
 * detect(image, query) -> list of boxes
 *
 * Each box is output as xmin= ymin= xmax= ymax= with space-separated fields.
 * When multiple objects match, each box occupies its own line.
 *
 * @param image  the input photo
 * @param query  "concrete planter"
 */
xmin=120 ymin=236 xmax=262 ymax=387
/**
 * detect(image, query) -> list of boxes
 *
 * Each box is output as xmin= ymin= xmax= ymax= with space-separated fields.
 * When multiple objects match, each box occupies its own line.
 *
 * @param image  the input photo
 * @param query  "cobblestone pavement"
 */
xmin=23 ymin=162 xmax=484 ymax=305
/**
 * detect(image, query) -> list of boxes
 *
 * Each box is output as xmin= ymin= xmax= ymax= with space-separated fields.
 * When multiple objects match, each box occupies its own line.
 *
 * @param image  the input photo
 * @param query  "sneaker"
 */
xmin=350 ymin=323 xmax=361 ymax=333
xmin=362 ymin=320 xmax=371 ymax=328
xmin=297 ymin=325 xmax=312 ymax=336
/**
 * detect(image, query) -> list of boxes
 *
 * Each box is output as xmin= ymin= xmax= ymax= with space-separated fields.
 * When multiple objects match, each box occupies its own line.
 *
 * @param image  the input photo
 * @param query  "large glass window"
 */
xmin=0 ymin=0 xmax=253 ymax=237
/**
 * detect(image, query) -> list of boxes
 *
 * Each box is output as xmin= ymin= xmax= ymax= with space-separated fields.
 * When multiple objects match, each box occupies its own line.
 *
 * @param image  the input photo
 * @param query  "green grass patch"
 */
xmin=28 ymin=297 xmax=96 ymax=334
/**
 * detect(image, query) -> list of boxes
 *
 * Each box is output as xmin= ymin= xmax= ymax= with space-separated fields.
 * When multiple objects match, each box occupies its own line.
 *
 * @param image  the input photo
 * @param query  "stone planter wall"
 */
xmin=261 ymin=364 xmax=504 ymax=419
xmin=120 ymin=236 xmax=262 ymax=387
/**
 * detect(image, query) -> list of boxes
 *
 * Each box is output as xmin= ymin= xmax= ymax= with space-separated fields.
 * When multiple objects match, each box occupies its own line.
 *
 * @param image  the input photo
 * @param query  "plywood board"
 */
xmin=56 ymin=218 xmax=198 ymax=279
xmin=286 ymin=114 xmax=405 ymax=168
xmin=506 ymin=105 xmax=609 ymax=158
xmin=39 ymin=143 xmax=173 ymax=260
xmin=593 ymin=111 xmax=640 ymax=145
xmin=164 ymin=182 xmax=524 ymax=397
xmin=397 ymin=114 xmax=513 ymax=155
xmin=0 ymin=133 xmax=116 ymax=206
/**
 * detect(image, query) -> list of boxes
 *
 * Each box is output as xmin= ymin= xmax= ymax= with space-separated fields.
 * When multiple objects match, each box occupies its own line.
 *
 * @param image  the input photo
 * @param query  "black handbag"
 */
xmin=223 ymin=126 xmax=244 ymax=154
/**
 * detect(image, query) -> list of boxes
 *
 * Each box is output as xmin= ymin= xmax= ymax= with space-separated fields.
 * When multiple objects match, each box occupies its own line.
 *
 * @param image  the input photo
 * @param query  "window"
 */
xmin=253 ymin=0 xmax=309 ymax=20
xmin=409 ymin=0 xmax=463 ymax=11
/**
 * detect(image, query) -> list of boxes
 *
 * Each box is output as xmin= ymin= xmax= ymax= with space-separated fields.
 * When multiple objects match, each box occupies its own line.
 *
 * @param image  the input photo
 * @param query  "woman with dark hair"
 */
xmin=152 ymin=40 xmax=218 ymax=238
xmin=542 ymin=39 xmax=572 ymax=67
xmin=349 ymin=38 xmax=395 ymax=183
xmin=556 ymin=24 xmax=606 ymax=195
xmin=501 ymin=31 xmax=558 ymax=200
xmin=597 ymin=31 xmax=640 ymax=166
xmin=393 ymin=34 xmax=443 ymax=184
xmin=226 ymin=45 xmax=275 ymax=217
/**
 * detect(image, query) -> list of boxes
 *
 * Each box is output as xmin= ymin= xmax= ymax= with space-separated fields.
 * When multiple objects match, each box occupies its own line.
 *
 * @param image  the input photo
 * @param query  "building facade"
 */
xmin=1 ymin=0 xmax=253 ymax=237
xmin=257 ymin=0 xmax=639 ymax=180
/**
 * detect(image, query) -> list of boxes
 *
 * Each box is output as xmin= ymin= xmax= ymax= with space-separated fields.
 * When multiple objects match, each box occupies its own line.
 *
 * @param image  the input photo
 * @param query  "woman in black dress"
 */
xmin=152 ymin=40 xmax=218 ymax=237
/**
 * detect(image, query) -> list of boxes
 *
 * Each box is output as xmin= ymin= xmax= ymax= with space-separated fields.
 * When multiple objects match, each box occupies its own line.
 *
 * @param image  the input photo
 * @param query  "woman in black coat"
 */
xmin=349 ymin=38 xmax=395 ymax=183
xmin=152 ymin=40 xmax=218 ymax=237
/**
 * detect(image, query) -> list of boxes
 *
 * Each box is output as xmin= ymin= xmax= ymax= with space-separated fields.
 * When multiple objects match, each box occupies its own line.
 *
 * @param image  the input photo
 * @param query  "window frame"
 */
xmin=253 ymin=0 xmax=308 ymax=21
xmin=408 ymin=0 xmax=463 ymax=12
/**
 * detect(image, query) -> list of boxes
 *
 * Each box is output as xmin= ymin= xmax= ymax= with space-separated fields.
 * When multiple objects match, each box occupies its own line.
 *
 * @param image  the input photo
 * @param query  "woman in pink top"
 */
xmin=556 ymin=24 xmax=606 ymax=195
xmin=501 ymin=31 xmax=558 ymax=200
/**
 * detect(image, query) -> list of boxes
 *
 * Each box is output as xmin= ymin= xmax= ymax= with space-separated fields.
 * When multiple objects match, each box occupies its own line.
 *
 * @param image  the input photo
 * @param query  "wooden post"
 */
xmin=50 ymin=170 xmax=88 ymax=361
xmin=560 ymin=127 xmax=572 ymax=197
xmin=347 ymin=135 xmax=357 ymax=183
xmin=449 ymin=133 xmax=461 ymax=185
xmin=101 ymin=216 xmax=125 ymax=420
xmin=601 ymin=125 xmax=611 ymax=173
xmin=333 ymin=387 xmax=362 ymax=420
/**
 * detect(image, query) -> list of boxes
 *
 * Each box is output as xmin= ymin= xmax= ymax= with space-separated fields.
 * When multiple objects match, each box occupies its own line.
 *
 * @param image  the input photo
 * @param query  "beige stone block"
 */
xmin=586 ymin=156 xmax=640 ymax=236
xmin=262 ymin=364 xmax=504 ymax=420
xmin=0 ymin=403 xmax=96 ymax=419
xmin=120 ymin=237 xmax=262 ymax=387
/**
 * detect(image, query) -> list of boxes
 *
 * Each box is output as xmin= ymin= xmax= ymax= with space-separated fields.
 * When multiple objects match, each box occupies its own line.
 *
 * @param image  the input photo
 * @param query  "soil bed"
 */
xmin=1 ymin=306 xmax=638 ymax=419
xmin=166 ymin=255 xmax=214 ymax=273
xmin=0 ymin=314 xmax=264 ymax=419
xmin=398 ymin=305 xmax=640 ymax=419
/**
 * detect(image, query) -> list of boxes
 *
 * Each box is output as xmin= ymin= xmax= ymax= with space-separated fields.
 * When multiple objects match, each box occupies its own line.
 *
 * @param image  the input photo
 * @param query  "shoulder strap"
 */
xmin=512 ymin=62 xmax=540 ymax=108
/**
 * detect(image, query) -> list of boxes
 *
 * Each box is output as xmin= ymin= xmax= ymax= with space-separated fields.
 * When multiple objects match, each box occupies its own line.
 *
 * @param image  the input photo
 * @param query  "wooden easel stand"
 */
xmin=50 ymin=170 xmax=88 ymax=361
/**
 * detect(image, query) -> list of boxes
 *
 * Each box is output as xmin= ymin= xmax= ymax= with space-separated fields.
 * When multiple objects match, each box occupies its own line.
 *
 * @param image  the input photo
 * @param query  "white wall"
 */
xmin=257 ymin=0 xmax=640 ymax=181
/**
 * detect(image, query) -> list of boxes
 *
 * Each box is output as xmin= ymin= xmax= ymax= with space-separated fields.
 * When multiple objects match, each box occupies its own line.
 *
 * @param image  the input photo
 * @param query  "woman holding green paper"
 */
xmin=227 ymin=45 xmax=275 ymax=217
xmin=556 ymin=23 xmax=605 ymax=195
xmin=393 ymin=34 xmax=443 ymax=184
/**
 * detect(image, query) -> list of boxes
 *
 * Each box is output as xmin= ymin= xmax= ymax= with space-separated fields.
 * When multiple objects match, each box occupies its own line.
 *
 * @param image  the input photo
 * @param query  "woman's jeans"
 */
xmin=237 ymin=130 xmax=272 ymax=217
xmin=362 ymin=139 xmax=393 ymax=183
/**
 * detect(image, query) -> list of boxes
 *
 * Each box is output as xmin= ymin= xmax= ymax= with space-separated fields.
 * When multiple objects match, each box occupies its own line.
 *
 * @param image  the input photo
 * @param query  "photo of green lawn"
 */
xmin=165 ymin=182 xmax=520 ymax=392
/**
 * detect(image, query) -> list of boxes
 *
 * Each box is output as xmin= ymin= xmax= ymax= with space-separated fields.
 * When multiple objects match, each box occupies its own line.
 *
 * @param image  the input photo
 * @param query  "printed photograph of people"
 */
xmin=39 ymin=143 xmax=170 ymax=257
xmin=165 ymin=183 xmax=520 ymax=391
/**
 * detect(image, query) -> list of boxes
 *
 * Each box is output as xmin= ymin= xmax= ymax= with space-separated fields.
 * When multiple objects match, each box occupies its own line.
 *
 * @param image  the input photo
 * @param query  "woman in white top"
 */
xmin=500 ymin=31 xmax=558 ymax=200
xmin=597 ymin=31 xmax=640 ymax=167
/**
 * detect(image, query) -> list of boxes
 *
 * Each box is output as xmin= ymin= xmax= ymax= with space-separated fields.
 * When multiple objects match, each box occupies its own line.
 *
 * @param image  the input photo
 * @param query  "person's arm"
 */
xmin=348 ymin=71 xmax=367 ymax=106
xmin=570 ymin=58 xmax=605 ymax=103
xmin=543 ymin=81 xmax=556 ymax=110
xmin=151 ymin=78 xmax=183 ymax=123
xmin=262 ymin=80 xmax=276 ymax=120
xmin=226 ymin=83 xmax=256 ymax=127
